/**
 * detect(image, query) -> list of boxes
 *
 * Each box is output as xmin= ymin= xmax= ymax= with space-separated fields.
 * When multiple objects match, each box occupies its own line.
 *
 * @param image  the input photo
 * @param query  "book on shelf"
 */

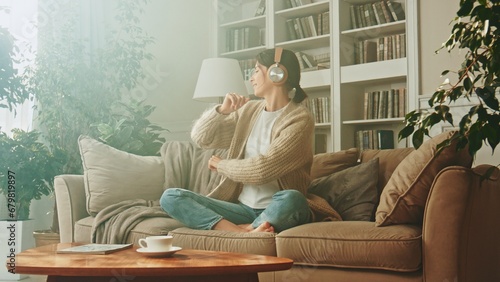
xmin=355 ymin=40 xmax=377 ymax=64
xmin=356 ymin=33 xmax=405 ymax=64
xmin=349 ymin=1 xmax=405 ymax=29
xmin=386 ymin=1 xmax=405 ymax=21
xmin=286 ymin=11 xmax=329 ymax=41
xmin=356 ymin=129 xmax=394 ymax=151
xmin=304 ymin=97 xmax=330 ymax=124
xmin=56 ymin=243 xmax=133 ymax=255
xmin=286 ymin=0 xmax=312 ymax=8
xmin=295 ymin=51 xmax=331 ymax=71
xmin=364 ymin=88 xmax=406 ymax=120
xmin=254 ymin=0 xmax=266 ymax=16
xmin=225 ymin=26 xmax=263 ymax=52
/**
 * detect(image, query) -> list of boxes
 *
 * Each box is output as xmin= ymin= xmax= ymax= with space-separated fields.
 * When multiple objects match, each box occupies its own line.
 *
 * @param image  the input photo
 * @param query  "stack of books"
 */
xmin=295 ymin=51 xmax=330 ymax=72
xmin=363 ymin=88 xmax=406 ymax=120
xmin=350 ymin=0 xmax=405 ymax=29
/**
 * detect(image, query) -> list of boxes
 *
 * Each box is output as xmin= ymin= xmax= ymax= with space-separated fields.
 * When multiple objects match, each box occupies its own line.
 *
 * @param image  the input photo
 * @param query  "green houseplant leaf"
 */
xmin=400 ymin=0 xmax=500 ymax=162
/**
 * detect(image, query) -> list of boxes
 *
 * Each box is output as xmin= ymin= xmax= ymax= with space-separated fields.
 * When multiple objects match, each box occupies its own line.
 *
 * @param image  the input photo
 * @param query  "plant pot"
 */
xmin=33 ymin=229 xmax=60 ymax=247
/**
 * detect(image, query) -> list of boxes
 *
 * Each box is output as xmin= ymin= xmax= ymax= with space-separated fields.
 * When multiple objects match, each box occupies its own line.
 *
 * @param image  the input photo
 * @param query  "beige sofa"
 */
xmin=55 ymin=132 xmax=500 ymax=282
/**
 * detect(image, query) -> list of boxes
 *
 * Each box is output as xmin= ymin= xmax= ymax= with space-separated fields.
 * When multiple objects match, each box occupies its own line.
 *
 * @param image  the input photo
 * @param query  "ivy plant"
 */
xmin=400 ymin=0 xmax=499 ymax=159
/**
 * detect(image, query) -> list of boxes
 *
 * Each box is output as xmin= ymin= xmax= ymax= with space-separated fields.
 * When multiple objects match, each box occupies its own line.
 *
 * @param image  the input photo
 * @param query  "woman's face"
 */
xmin=250 ymin=62 xmax=271 ymax=98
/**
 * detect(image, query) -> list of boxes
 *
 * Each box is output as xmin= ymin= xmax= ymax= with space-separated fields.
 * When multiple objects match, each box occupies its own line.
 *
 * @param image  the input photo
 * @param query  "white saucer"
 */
xmin=136 ymin=246 xmax=182 ymax=257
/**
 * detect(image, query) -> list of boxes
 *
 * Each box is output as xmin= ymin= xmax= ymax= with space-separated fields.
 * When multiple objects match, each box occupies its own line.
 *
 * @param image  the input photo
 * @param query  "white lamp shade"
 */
xmin=193 ymin=58 xmax=248 ymax=102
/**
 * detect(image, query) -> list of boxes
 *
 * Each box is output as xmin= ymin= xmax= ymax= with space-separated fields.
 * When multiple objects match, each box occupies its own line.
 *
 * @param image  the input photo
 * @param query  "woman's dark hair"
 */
xmin=256 ymin=48 xmax=308 ymax=103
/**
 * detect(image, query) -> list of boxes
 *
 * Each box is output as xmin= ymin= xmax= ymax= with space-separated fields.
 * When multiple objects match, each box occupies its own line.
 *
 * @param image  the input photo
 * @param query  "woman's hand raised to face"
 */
xmin=217 ymin=93 xmax=250 ymax=115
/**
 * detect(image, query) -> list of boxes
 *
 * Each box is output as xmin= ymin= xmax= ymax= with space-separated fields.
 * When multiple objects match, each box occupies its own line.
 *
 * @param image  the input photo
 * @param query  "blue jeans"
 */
xmin=160 ymin=188 xmax=311 ymax=233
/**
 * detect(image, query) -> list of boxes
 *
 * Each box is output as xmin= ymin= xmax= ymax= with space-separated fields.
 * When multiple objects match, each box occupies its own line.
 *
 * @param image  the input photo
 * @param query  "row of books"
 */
xmin=295 ymin=51 xmax=331 ymax=72
xmin=225 ymin=27 xmax=265 ymax=52
xmin=364 ymin=88 xmax=406 ymax=120
xmin=285 ymin=11 xmax=330 ymax=41
xmin=350 ymin=1 xmax=405 ymax=29
xmin=355 ymin=33 xmax=406 ymax=64
xmin=304 ymin=97 xmax=330 ymax=124
xmin=356 ymin=129 xmax=395 ymax=151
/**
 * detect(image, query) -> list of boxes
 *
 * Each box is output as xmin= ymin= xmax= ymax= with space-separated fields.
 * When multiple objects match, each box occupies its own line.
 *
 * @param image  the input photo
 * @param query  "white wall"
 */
xmin=140 ymin=0 xmax=215 ymax=142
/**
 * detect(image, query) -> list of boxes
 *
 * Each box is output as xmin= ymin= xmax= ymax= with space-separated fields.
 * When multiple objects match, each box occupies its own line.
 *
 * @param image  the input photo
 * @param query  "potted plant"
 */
xmin=0 ymin=129 xmax=62 ymax=220
xmin=400 ymin=0 xmax=499 ymax=163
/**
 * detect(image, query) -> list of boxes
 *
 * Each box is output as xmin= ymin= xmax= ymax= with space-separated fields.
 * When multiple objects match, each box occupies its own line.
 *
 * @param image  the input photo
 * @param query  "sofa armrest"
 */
xmin=54 ymin=175 xmax=89 ymax=243
xmin=422 ymin=165 xmax=500 ymax=281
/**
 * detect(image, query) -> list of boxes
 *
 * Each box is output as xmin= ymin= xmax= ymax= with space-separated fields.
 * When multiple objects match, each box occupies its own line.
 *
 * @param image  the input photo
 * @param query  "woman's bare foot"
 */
xmin=251 ymin=221 xmax=275 ymax=233
xmin=214 ymin=220 xmax=275 ymax=233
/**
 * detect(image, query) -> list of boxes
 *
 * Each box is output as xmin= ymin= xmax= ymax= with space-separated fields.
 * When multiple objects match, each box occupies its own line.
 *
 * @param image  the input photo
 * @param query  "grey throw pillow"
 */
xmin=308 ymin=158 xmax=379 ymax=221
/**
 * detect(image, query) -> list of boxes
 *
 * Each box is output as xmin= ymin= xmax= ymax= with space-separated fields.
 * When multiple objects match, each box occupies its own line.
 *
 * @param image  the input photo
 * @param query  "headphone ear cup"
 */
xmin=268 ymin=63 xmax=288 ymax=84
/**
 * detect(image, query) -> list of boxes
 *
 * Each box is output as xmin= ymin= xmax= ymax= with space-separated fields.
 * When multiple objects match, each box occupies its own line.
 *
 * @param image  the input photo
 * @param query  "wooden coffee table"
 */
xmin=8 ymin=243 xmax=293 ymax=282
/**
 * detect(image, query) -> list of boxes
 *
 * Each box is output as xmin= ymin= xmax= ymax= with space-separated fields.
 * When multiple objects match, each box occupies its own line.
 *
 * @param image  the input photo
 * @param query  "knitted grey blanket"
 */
xmin=91 ymin=199 xmax=168 ymax=244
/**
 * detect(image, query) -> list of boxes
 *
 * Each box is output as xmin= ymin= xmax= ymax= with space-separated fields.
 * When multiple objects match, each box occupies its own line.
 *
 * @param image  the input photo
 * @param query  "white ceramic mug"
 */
xmin=138 ymin=235 xmax=173 ymax=251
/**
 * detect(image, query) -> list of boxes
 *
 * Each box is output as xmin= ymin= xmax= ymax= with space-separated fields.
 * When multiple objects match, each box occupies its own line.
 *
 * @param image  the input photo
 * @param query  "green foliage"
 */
xmin=91 ymin=99 xmax=167 ymax=156
xmin=0 ymin=129 xmax=63 ymax=219
xmin=400 ymin=0 xmax=500 ymax=158
xmin=0 ymin=25 xmax=30 ymax=112
xmin=24 ymin=0 xmax=162 ymax=174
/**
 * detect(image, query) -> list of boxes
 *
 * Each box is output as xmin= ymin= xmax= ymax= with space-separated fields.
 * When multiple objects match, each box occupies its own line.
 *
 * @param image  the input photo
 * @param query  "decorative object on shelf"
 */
xmin=400 ymin=0 xmax=499 ymax=160
xmin=193 ymin=58 xmax=249 ymax=102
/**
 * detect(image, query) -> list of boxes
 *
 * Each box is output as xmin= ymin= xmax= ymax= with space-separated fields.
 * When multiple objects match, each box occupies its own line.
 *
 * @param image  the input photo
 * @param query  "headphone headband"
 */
xmin=274 ymin=47 xmax=283 ymax=65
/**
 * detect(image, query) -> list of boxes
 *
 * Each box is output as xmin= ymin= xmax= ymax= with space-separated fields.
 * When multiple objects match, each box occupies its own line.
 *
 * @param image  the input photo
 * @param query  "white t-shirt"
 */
xmin=238 ymin=107 xmax=284 ymax=209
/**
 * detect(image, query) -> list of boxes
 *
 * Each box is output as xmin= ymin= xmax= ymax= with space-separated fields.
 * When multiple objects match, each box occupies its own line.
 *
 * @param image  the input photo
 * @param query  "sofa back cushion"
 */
xmin=375 ymin=131 xmax=473 ymax=226
xmin=78 ymin=136 xmax=165 ymax=216
xmin=360 ymin=147 xmax=415 ymax=197
xmin=160 ymin=141 xmax=227 ymax=195
xmin=311 ymin=148 xmax=359 ymax=179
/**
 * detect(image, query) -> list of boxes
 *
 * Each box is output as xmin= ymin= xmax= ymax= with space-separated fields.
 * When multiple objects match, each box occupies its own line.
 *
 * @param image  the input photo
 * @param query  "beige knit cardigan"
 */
xmin=191 ymin=100 xmax=341 ymax=222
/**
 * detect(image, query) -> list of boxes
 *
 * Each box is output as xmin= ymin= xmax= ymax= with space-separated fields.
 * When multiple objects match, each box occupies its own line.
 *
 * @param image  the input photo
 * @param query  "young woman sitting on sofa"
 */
xmin=160 ymin=47 xmax=337 ymax=233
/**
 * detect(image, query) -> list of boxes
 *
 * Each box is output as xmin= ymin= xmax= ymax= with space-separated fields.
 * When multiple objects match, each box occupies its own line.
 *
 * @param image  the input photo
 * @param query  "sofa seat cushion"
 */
xmin=168 ymin=227 xmax=277 ymax=256
xmin=276 ymin=221 xmax=422 ymax=272
xmin=74 ymin=216 xmax=185 ymax=244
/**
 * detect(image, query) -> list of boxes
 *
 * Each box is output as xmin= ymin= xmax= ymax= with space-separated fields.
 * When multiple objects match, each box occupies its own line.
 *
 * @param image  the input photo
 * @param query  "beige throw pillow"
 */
xmin=375 ymin=131 xmax=473 ymax=226
xmin=78 ymin=135 xmax=165 ymax=216
xmin=311 ymin=148 xmax=359 ymax=179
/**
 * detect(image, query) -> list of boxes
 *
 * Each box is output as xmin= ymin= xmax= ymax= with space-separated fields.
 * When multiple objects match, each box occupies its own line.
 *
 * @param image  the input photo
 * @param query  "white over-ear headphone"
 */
xmin=267 ymin=47 xmax=288 ymax=84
